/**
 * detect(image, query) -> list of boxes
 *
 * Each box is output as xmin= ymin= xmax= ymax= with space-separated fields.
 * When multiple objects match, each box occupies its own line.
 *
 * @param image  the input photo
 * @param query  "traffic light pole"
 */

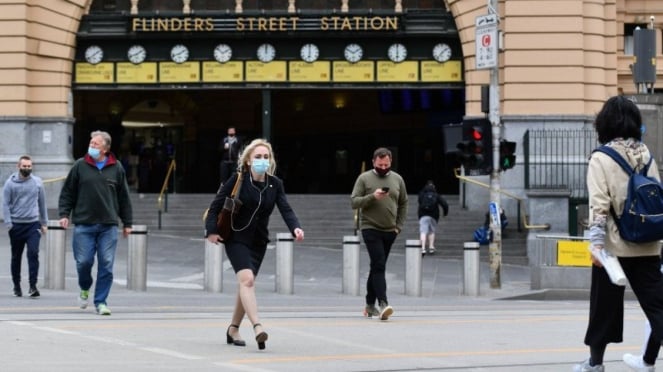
xmin=488 ymin=0 xmax=501 ymax=289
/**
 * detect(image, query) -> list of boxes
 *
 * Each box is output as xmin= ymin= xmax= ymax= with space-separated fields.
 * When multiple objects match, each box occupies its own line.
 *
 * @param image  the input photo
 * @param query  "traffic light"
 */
xmin=499 ymin=140 xmax=517 ymax=171
xmin=456 ymin=118 xmax=492 ymax=174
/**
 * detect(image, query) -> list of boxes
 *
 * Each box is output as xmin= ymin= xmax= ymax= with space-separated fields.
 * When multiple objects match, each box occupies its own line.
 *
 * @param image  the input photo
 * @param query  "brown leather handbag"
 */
xmin=216 ymin=171 xmax=243 ymax=241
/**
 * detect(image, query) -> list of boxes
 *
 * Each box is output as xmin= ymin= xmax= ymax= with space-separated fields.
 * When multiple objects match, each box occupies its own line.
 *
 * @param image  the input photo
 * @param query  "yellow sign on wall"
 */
xmin=376 ymin=61 xmax=418 ymax=82
xmin=288 ymin=61 xmax=331 ymax=82
xmin=159 ymin=62 xmax=200 ymax=82
xmin=245 ymin=61 xmax=287 ymax=82
xmin=116 ymin=62 xmax=157 ymax=83
xmin=75 ymin=63 xmax=114 ymax=84
xmin=557 ymin=240 xmax=591 ymax=267
xmin=333 ymin=61 xmax=374 ymax=82
xmin=202 ymin=61 xmax=244 ymax=82
xmin=420 ymin=60 xmax=462 ymax=82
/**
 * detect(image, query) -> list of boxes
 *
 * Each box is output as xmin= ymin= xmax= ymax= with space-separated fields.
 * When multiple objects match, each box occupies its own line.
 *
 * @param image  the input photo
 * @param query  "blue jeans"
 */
xmin=72 ymin=224 xmax=118 ymax=307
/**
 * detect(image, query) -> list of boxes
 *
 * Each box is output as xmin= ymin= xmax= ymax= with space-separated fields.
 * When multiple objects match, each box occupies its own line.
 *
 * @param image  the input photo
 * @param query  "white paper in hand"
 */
xmin=589 ymin=245 xmax=627 ymax=286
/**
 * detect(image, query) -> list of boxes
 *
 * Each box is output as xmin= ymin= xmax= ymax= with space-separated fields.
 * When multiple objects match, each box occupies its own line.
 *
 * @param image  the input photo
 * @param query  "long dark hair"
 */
xmin=594 ymin=95 xmax=642 ymax=144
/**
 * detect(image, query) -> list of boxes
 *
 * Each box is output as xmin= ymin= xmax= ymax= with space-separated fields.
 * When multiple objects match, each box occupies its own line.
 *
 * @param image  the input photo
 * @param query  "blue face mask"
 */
xmin=88 ymin=147 xmax=101 ymax=159
xmin=251 ymin=158 xmax=270 ymax=174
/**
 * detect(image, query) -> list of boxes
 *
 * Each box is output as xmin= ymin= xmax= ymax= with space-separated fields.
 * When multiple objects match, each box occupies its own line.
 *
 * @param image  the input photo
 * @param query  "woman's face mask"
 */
xmin=251 ymin=158 xmax=270 ymax=174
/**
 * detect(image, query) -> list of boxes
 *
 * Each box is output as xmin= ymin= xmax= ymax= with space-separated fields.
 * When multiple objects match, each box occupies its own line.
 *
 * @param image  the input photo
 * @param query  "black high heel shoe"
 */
xmin=226 ymin=324 xmax=246 ymax=347
xmin=253 ymin=323 xmax=268 ymax=350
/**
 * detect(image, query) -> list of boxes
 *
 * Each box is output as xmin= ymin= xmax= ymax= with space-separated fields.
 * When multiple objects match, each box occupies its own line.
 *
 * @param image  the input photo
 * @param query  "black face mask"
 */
xmin=375 ymin=167 xmax=391 ymax=177
xmin=19 ymin=169 xmax=32 ymax=177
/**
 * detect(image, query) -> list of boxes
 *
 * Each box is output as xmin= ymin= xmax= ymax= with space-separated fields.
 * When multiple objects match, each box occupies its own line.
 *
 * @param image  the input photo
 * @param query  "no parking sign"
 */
xmin=475 ymin=14 xmax=498 ymax=70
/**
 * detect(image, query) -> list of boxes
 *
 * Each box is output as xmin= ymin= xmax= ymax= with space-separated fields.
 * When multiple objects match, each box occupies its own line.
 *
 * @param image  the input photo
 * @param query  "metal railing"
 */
xmin=157 ymin=159 xmax=177 ymax=230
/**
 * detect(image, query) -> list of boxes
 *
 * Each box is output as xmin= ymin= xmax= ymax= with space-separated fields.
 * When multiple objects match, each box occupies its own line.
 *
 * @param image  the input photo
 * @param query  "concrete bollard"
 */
xmin=463 ymin=241 xmax=480 ymax=296
xmin=275 ymin=232 xmax=294 ymax=295
xmin=204 ymin=239 xmax=224 ymax=293
xmin=127 ymin=225 xmax=148 ymax=291
xmin=44 ymin=220 xmax=66 ymax=290
xmin=404 ymin=239 xmax=422 ymax=297
xmin=342 ymin=235 xmax=360 ymax=296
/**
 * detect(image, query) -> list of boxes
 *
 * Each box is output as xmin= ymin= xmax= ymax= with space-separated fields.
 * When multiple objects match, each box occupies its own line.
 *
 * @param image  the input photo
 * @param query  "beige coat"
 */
xmin=587 ymin=140 xmax=661 ymax=257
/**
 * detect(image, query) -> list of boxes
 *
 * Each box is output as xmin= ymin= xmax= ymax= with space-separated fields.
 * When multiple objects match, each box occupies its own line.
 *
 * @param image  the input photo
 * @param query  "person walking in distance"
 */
xmin=2 ymin=155 xmax=48 ymax=297
xmin=219 ymin=126 xmax=242 ymax=185
xmin=58 ymin=130 xmax=133 ymax=316
xmin=417 ymin=180 xmax=448 ymax=256
xmin=573 ymin=96 xmax=663 ymax=372
xmin=351 ymin=147 xmax=408 ymax=320
xmin=205 ymin=138 xmax=304 ymax=350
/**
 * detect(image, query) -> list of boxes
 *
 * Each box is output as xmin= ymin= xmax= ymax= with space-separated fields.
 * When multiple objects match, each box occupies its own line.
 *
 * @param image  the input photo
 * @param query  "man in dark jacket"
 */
xmin=58 ymin=130 xmax=133 ymax=316
xmin=417 ymin=180 xmax=448 ymax=255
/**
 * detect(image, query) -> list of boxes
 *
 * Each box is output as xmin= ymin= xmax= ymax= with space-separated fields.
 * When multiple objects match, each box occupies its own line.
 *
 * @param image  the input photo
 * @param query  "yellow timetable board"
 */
xmin=332 ymin=61 xmax=374 ymax=82
xmin=557 ymin=240 xmax=591 ymax=267
xmin=116 ymin=62 xmax=157 ymax=83
xmin=245 ymin=61 xmax=287 ymax=82
xmin=202 ymin=61 xmax=244 ymax=82
xmin=376 ymin=61 xmax=418 ymax=82
xmin=420 ymin=60 xmax=462 ymax=82
xmin=288 ymin=61 xmax=331 ymax=82
xmin=75 ymin=63 xmax=114 ymax=84
xmin=159 ymin=62 xmax=200 ymax=83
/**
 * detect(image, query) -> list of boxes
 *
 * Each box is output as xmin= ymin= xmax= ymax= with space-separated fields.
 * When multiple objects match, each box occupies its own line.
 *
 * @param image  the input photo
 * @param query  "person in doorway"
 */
xmin=351 ymin=147 xmax=408 ymax=321
xmin=2 ymin=155 xmax=48 ymax=297
xmin=205 ymin=138 xmax=304 ymax=350
xmin=417 ymin=180 xmax=448 ymax=255
xmin=573 ymin=96 xmax=663 ymax=372
xmin=219 ymin=126 xmax=242 ymax=185
xmin=58 ymin=130 xmax=133 ymax=316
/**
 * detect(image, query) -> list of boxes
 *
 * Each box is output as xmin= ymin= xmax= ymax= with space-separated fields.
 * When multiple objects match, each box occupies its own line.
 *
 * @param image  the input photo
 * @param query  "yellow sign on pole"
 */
xmin=202 ymin=61 xmax=244 ymax=82
xmin=75 ymin=63 xmax=114 ymax=84
xmin=245 ymin=61 xmax=287 ymax=82
xmin=557 ymin=240 xmax=591 ymax=267
xmin=116 ymin=62 xmax=157 ymax=83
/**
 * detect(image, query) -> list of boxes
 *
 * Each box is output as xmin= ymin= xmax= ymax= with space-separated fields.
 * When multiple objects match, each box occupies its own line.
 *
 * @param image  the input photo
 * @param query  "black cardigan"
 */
xmin=205 ymin=172 xmax=301 ymax=246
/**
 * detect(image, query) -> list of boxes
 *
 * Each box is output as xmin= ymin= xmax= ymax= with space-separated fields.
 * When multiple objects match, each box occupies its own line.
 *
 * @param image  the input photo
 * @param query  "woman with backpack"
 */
xmin=574 ymin=96 xmax=663 ymax=372
xmin=417 ymin=180 xmax=448 ymax=255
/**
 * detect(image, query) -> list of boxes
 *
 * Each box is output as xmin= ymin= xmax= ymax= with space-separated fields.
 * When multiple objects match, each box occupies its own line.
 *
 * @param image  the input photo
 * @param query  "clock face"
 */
xmin=432 ymin=43 xmax=452 ymax=62
xmin=387 ymin=43 xmax=407 ymax=63
xmin=344 ymin=43 xmax=363 ymax=63
xmin=170 ymin=44 xmax=189 ymax=63
xmin=256 ymin=43 xmax=276 ymax=63
xmin=213 ymin=44 xmax=232 ymax=63
xmin=300 ymin=43 xmax=320 ymax=63
xmin=84 ymin=45 xmax=103 ymax=64
xmin=127 ymin=45 xmax=146 ymax=64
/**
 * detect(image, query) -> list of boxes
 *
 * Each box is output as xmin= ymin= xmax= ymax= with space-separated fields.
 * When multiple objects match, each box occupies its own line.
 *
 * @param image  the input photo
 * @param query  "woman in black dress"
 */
xmin=205 ymin=138 xmax=304 ymax=350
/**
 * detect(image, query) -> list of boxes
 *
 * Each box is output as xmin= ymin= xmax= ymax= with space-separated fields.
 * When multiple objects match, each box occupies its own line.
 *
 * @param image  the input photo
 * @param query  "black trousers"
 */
xmin=584 ymin=255 xmax=663 ymax=361
xmin=362 ymin=229 xmax=397 ymax=306
xmin=9 ymin=221 xmax=41 ymax=287
xmin=220 ymin=160 xmax=236 ymax=185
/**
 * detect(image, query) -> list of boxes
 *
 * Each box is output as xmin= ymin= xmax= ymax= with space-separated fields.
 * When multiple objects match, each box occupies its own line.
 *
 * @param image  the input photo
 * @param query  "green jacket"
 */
xmin=351 ymin=169 xmax=408 ymax=232
xmin=58 ymin=153 xmax=133 ymax=227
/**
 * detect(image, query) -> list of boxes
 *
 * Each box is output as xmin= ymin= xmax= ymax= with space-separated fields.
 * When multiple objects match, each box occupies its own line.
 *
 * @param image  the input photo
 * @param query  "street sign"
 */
xmin=475 ymin=14 xmax=498 ymax=70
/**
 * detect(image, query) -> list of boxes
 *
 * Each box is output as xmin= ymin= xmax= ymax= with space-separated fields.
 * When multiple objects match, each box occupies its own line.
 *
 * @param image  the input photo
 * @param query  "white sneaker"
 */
xmin=78 ymin=290 xmax=89 ymax=309
xmin=378 ymin=301 xmax=393 ymax=321
xmin=573 ymin=359 xmax=604 ymax=372
xmin=623 ymin=353 xmax=655 ymax=371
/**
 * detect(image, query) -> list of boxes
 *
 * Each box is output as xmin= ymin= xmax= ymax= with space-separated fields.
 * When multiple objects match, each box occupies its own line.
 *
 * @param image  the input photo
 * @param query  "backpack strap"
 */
xmin=593 ymin=145 xmax=653 ymax=176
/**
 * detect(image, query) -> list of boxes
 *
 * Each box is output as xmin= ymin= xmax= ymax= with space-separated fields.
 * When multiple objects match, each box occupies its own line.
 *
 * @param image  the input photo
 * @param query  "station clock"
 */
xmin=387 ymin=43 xmax=407 ymax=63
xmin=170 ymin=44 xmax=190 ymax=64
xmin=127 ymin=45 xmax=147 ymax=64
xmin=344 ymin=43 xmax=363 ymax=63
xmin=214 ymin=44 xmax=232 ymax=63
xmin=432 ymin=43 xmax=452 ymax=62
xmin=84 ymin=45 xmax=103 ymax=64
xmin=257 ymin=43 xmax=276 ymax=63
xmin=300 ymin=43 xmax=320 ymax=63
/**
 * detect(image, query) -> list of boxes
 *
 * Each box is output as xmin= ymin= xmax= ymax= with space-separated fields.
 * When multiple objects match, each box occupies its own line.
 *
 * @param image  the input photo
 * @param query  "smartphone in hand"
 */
xmin=381 ymin=187 xmax=390 ymax=192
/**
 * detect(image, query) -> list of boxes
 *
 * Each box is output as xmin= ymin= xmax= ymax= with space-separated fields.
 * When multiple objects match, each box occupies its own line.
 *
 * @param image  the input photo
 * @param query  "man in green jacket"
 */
xmin=58 ymin=130 xmax=133 ymax=316
xmin=351 ymin=147 xmax=408 ymax=321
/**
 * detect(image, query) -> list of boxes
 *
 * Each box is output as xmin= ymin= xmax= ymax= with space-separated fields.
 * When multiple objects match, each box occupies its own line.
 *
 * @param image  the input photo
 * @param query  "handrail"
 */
xmin=43 ymin=176 xmax=67 ymax=184
xmin=353 ymin=160 xmax=366 ymax=235
xmin=157 ymin=159 xmax=176 ymax=211
xmin=454 ymin=168 xmax=550 ymax=231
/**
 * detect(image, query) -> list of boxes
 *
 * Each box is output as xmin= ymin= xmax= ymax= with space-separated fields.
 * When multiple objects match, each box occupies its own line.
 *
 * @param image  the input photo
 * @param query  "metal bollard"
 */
xmin=44 ymin=220 xmax=66 ymax=290
xmin=342 ymin=235 xmax=360 ymax=296
xmin=463 ymin=242 xmax=480 ymax=296
xmin=204 ymin=239 xmax=223 ymax=293
xmin=275 ymin=232 xmax=294 ymax=295
xmin=404 ymin=239 xmax=422 ymax=297
xmin=127 ymin=225 xmax=148 ymax=291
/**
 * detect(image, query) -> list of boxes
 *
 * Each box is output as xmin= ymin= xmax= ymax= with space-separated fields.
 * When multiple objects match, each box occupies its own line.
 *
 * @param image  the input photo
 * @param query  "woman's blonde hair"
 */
xmin=238 ymin=138 xmax=277 ymax=174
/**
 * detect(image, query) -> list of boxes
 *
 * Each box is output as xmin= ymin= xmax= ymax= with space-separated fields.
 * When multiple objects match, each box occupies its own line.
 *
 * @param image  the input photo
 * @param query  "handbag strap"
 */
xmin=230 ymin=171 xmax=243 ymax=198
